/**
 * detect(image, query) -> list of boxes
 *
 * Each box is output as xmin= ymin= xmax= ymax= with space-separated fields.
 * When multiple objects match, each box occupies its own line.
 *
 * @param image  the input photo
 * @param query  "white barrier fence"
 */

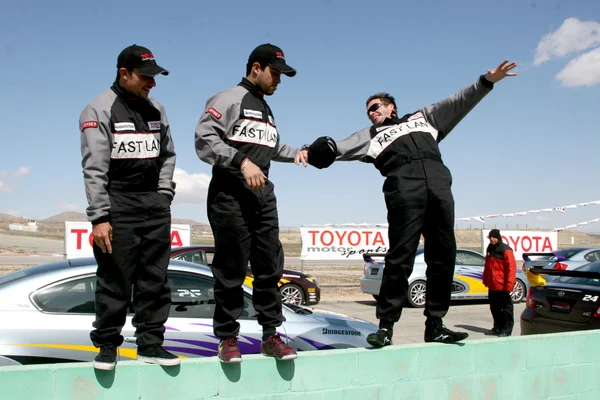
xmin=64 ymin=221 xmax=191 ymax=259
xmin=300 ymin=227 xmax=389 ymax=261
xmin=299 ymin=226 xmax=558 ymax=264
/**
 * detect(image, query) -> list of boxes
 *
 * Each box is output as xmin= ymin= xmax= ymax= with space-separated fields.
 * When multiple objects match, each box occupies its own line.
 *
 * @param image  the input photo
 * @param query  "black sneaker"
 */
xmin=484 ymin=328 xmax=501 ymax=336
xmin=137 ymin=344 xmax=181 ymax=366
xmin=366 ymin=328 xmax=393 ymax=348
xmin=424 ymin=323 xmax=468 ymax=344
xmin=93 ymin=344 xmax=117 ymax=370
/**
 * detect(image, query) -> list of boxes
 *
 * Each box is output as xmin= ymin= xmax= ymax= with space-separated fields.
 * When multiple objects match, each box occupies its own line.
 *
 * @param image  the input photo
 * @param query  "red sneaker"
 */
xmin=218 ymin=337 xmax=242 ymax=363
xmin=261 ymin=334 xmax=297 ymax=360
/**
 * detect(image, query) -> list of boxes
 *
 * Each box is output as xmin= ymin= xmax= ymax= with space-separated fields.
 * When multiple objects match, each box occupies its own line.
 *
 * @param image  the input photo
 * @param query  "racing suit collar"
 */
xmin=378 ymin=116 xmax=401 ymax=127
xmin=111 ymin=81 xmax=146 ymax=102
xmin=239 ymin=78 xmax=264 ymax=99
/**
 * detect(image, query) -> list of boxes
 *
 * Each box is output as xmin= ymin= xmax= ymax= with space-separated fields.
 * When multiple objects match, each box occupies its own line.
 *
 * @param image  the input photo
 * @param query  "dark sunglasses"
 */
xmin=367 ymin=103 xmax=384 ymax=113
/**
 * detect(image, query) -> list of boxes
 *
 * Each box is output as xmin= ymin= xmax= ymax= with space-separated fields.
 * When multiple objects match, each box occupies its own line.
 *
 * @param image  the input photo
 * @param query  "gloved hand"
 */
xmin=306 ymin=136 xmax=338 ymax=169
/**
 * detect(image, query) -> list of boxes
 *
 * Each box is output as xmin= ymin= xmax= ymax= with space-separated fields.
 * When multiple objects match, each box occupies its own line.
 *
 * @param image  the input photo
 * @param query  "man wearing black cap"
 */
xmin=330 ymin=60 xmax=518 ymax=347
xmin=79 ymin=44 xmax=179 ymax=370
xmin=195 ymin=43 xmax=306 ymax=363
xmin=483 ymin=229 xmax=517 ymax=336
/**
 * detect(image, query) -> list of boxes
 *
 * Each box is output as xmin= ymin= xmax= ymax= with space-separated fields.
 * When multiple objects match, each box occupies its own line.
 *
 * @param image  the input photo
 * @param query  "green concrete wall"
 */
xmin=1 ymin=330 xmax=599 ymax=399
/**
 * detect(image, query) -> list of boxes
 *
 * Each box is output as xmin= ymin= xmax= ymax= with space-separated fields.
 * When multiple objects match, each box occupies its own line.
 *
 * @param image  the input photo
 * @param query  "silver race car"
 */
xmin=0 ymin=258 xmax=375 ymax=366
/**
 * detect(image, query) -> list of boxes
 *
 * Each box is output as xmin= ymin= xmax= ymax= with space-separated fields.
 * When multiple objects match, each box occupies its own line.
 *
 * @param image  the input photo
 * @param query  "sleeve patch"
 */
xmin=408 ymin=112 xmax=424 ymax=121
xmin=206 ymin=108 xmax=222 ymax=119
xmin=81 ymin=121 xmax=99 ymax=131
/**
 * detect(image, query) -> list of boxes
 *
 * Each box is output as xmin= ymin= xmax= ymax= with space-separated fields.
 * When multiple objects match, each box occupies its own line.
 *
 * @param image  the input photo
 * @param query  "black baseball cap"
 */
xmin=117 ymin=44 xmax=169 ymax=76
xmin=248 ymin=44 xmax=296 ymax=77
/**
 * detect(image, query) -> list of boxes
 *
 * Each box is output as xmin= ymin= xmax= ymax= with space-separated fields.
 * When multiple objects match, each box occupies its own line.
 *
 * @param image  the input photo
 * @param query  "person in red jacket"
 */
xmin=483 ymin=229 xmax=517 ymax=336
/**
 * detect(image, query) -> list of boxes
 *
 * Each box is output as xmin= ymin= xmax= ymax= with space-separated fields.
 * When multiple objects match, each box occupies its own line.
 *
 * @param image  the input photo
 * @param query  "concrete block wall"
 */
xmin=1 ymin=330 xmax=599 ymax=399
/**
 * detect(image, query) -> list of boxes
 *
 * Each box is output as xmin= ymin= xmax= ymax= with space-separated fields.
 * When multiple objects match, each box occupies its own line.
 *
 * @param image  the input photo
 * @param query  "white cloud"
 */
xmin=13 ymin=167 xmax=30 ymax=176
xmin=556 ymin=47 xmax=600 ymax=87
xmin=0 ymin=180 xmax=15 ymax=192
xmin=0 ymin=171 xmax=6 ymax=178
xmin=535 ymin=215 xmax=551 ymax=221
xmin=534 ymin=17 xmax=600 ymax=65
xmin=172 ymin=168 xmax=211 ymax=205
xmin=58 ymin=202 xmax=82 ymax=212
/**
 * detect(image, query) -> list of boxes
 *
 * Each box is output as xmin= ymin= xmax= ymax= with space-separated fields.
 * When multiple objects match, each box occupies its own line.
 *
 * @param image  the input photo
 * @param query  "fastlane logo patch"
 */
xmin=367 ymin=115 xmax=438 ymax=159
xmin=243 ymin=109 xmax=263 ymax=119
xmin=81 ymin=121 xmax=98 ymax=131
xmin=111 ymin=133 xmax=160 ymax=159
xmin=114 ymin=122 xmax=136 ymax=131
xmin=148 ymin=121 xmax=161 ymax=131
xmin=228 ymin=120 xmax=278 ymax=148
xmin=206 ymin=108 xmax=222 ymax=119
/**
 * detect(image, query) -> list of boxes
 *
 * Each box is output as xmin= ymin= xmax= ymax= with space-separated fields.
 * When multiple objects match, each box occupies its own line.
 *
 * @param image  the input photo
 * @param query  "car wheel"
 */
xmin=280 ymin=284 xmax=305 ymax=305
xmin=511 ymin=279 xmax=526 ymax=303
xmin=408 ymin=280 xmax=426 ymax=308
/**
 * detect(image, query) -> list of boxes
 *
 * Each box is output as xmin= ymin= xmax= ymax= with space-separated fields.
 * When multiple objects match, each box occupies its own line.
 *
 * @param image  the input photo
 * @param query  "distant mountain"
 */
xmin=0 ymin=213 xmax=27 ymax=222
xmin=41 ymin=212 xmax=88 ymax=222
xmin=172 ymin=218 xmax=205 ymax=226
xmin=38 ymin=212 xmax=210 ymax=230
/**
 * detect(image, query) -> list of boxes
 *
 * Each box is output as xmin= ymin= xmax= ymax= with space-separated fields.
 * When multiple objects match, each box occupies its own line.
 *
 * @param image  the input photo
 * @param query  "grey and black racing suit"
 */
xmin=335 ymin=76 xmax=493 ymax=329
xmin=79 ymin=82 xmax=176 ymax=348
xmin=195 ymin=78 xmax=298 ymax=339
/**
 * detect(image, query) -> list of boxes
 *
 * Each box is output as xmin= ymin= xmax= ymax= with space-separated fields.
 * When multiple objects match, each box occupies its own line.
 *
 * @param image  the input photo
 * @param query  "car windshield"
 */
xmin=0 ymin=260 xmax=70 ymax=286
xmin=553 ymin=262 xmax=600 ymax=287
xmin=555 ymin=248 xmax=587 ymax=259
xmin=534 ymin=248 xmax=586 ymax=261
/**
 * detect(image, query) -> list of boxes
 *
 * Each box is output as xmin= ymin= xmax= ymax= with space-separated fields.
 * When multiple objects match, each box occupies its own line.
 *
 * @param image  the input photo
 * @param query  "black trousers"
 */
xmin=207 ymin=176 xmax=284 ymax=339
xmin=90 ymin=191 xmax=172 ymax=348
xmin=488 ymin=289 xmax=514 ymax=335
xmin=377 ymin=164 xmax=456 ymax=329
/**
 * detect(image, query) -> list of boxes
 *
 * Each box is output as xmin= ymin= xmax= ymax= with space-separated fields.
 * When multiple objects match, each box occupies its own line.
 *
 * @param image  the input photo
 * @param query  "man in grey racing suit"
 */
xmin=80 ymin=44 xmax=179 ymax=370
xmin=195 ymin=43 xmax=308 ymax=363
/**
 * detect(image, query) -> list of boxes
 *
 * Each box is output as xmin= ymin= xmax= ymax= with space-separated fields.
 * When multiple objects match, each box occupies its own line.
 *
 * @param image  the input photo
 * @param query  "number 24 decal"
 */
xmin=583 ymin=295 xmax=599 ymax=302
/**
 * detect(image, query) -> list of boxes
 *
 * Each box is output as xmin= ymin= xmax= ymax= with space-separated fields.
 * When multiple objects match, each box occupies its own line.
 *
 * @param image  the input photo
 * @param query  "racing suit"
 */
xmin=335 ymin=75 xmax=493 ymax=329
xmin=79 ymin=82 xmax=176 ymax=348
xmin=195 ymin=78 xmax=299 ymax=339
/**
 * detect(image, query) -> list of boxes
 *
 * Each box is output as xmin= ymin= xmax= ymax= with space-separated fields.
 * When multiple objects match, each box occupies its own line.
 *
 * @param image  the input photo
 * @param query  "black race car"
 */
xmin=521 ymin=262 xmax=600 ymax=335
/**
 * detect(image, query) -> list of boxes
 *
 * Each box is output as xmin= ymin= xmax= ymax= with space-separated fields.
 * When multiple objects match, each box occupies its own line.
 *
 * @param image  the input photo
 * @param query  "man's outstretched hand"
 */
xmin=486 ymin=60 xmax=518 ymax=83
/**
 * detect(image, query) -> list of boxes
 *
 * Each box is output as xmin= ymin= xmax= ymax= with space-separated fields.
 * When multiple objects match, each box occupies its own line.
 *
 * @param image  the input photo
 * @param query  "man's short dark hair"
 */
xmin=116 ymin=67 xmax=133 ymax=83
xmin=366 ymin=92 xmax=397 ymax=111
xmin=246 ymin=59 xmax=268 ymax=76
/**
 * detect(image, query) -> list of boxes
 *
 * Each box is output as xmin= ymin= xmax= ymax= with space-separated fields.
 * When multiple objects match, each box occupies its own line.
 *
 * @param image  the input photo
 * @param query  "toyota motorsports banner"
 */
xmin=64 ymin=221 xmax=191 ymax=259
xmin=481 ymin=229 xmax=557 ymax=261
xmin=300 ymin=227 xmax=389 ymax=260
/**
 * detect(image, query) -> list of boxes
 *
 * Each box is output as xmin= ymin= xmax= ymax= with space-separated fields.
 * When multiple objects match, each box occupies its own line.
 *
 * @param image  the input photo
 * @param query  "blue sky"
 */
xmin=1 ymin=0 xmax=600 ymax=232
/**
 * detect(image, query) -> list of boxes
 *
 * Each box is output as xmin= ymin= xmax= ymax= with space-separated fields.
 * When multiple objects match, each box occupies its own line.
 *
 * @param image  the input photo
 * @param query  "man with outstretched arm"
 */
xmin=303 ymin=60 xmax=517 ymax=346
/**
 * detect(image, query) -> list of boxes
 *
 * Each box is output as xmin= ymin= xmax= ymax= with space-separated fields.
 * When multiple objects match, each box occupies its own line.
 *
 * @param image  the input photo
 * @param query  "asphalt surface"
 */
xmin=0 ymin=234 xmax=365 ymax=267
xmin=315 ymin=300 xmax=526 ymax=345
